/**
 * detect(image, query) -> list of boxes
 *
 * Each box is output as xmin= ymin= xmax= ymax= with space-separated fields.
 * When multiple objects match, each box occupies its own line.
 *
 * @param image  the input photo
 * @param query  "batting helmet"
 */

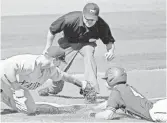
xmin=102 ymin=67 xmax=127 ymax=87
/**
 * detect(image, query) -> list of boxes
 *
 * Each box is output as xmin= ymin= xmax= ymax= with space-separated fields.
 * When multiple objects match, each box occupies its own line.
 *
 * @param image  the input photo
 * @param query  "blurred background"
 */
xmin=1 ymin=0 xmax=165 ymax=16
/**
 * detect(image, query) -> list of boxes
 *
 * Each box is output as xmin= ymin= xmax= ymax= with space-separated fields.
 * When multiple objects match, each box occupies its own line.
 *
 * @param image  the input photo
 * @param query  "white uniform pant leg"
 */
xmin=149 ymin=98 xmax=167 ymax=122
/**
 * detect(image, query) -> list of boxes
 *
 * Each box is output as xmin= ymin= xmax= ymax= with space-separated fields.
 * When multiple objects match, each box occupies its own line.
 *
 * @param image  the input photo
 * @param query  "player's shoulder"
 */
xmin=64 ymin=11 xmax=82 ymax=18
xmin=5 ymin=54 xmax=38 ymax=66
xmin=111 ymin=84 xmax=128 ymax=96
xmin=63 ymin=11 xmax=82 ymax=23
xmin=108 ymin=88 xmax=122 ymax=104
xmin=97 ymin=16 xmax=109 ymax=27
xmin=109 ymin=88 xmax=120 ymax=98
xmin=115 ymin=83 xmax=129 ymax=90
xmin=8 ymin=54 xmax=38 ymax=60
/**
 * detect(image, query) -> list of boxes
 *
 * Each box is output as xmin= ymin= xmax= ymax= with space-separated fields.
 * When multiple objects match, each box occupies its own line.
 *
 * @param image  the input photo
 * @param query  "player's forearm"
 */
xmin=3 ymin=77 xmax=21 ymax=90
xmin=61 ymin=72 xmax=82 ymax=88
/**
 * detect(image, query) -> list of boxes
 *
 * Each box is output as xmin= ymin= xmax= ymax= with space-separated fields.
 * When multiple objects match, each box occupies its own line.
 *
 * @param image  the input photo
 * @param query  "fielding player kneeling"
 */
xmin=89 ymin=67 xmax=167 ymax=122
xmin=0 ymin=46 xmax=96 ymax=115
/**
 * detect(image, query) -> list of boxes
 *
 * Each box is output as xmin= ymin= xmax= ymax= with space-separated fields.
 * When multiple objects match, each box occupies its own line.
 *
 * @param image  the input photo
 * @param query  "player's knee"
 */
xmin=51 ymin=80 xmax=64 ymax=94
xmin=50 ymin=85 xmax=63 ymax=94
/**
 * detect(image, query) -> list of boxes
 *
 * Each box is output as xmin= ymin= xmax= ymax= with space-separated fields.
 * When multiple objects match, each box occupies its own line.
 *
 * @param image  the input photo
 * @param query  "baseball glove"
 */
xmin=38 ymin=80 xmax=64 ymax=96
xmin=80 ymin=81 xmax=97 ymax=104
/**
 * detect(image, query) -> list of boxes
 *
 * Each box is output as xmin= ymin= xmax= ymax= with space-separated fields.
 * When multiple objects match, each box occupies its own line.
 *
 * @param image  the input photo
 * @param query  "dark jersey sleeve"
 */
xmin=97 ymin=17 xmax=115 ymax=44
xmin=107 ymin=89 xmax=124 ymax=111
xmin=49 ymin=15 xmax=66 ymax=35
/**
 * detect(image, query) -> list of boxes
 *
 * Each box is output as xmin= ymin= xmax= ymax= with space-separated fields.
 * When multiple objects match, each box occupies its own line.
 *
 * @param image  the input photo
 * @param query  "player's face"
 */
xmin=83 ymin=15 xmax=97 ymax=27
xmin=104 ymin=76 xmax=115 ymax=89
xmin=40 ymin=55 xmax=61 ymax=68
xmin=52 ymin=57 xmax=61 ymax=67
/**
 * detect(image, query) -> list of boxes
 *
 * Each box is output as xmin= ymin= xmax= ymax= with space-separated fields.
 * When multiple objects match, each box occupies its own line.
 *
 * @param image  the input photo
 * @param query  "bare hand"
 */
xmin=105 ymin=50 xmax=114 ymax=61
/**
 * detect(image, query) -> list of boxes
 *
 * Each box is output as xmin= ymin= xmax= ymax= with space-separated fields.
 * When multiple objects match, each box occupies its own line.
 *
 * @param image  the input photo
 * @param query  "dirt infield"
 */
xmin=1 ymin=69 xmax=166 ymax=122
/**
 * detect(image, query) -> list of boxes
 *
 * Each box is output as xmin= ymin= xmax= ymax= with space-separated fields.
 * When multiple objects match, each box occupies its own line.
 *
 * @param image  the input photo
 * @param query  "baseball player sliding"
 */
xmin=89 ymin=67 xmax=167 ymax=122
xmin=0 ymin=46 xmax=96 ymax=115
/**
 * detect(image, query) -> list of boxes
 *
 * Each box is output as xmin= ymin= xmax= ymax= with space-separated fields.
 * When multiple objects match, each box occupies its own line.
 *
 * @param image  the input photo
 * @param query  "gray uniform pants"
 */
xmin=48 ymin=37 xmax=100 ymax=94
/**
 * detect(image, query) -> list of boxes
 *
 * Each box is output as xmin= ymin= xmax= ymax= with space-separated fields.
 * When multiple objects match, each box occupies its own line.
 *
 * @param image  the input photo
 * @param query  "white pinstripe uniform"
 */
xmin=0 ymin=54 xmax=64 ymax=114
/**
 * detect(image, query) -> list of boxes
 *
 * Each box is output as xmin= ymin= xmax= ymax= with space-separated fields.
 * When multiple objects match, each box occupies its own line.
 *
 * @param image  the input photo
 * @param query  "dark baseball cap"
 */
xmin=47 ymin=46 xmax=66 ymax=63
xmin=83 ymin=3 xmax=99 ymax=21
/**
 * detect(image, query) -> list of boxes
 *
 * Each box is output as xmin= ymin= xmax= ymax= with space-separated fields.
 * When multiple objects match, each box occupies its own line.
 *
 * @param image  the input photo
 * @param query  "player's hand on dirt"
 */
xmin=105 ymin=50 xmax=114 ymax=61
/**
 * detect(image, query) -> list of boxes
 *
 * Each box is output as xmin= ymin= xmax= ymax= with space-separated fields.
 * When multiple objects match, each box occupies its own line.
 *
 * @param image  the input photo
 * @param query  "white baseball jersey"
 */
xmin=0 ymin=54 xmax=63 ymax=90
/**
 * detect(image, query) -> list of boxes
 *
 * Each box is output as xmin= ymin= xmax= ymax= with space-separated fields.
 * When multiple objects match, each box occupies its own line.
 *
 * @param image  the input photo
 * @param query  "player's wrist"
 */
xmin=108 ymin=48 xmax=114 ymax=53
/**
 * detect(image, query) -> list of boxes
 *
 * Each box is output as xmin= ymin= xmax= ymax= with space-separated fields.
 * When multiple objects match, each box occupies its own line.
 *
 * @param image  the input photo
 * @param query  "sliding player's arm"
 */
xmin=90 ymin=89 xmax=122 ymax=120
xmin=90 ymin=108 xmax=116 ymax=120
xmin=90 ymin=101 xmax=116 ymax=120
